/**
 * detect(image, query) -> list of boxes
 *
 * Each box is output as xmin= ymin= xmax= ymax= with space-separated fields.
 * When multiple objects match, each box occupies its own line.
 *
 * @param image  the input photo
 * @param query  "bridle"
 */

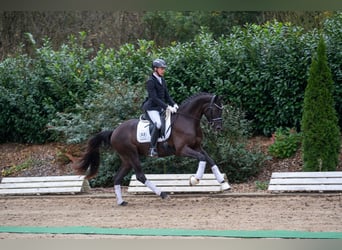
xmin=205 ymin=95 xmax=223 ymax=127
xmin=175 ymin=94 xmax=223 ymax=127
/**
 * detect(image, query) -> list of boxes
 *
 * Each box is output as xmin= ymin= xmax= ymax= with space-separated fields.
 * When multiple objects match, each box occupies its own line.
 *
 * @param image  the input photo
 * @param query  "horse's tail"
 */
xmin=74 ymin=130 xmax=113 ymax=179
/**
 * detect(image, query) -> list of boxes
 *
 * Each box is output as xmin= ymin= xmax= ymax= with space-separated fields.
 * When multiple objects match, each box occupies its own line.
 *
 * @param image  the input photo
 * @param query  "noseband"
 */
xmin=206 ymin=95 xmax=223 ymax=127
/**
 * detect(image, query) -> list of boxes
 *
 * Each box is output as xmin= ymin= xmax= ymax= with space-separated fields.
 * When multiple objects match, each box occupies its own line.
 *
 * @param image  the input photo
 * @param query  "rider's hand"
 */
xmin=173 ymin=104 xmax=179 ymax=111
xmin=167 ymin=105 xmax=177 ymax=114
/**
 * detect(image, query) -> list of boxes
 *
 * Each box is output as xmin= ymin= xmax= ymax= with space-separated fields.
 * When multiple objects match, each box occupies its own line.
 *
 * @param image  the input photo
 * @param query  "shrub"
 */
xmin=202 ymin=104 xmax=267 ymax=183
xmin=0 ymin=33 xmax=95 ymax=143
xmin=161 ymin=14 xmax=342 ymax=135
xmin=164 ymin=30 xmax=223 ymax=102
xmin=49 ymin=80 xmax=146 ymax=187
xmin=0 ymin=55 xmax=50 ymax=143
xmin=49 ymin=80 xmax=145 ymax=143
xmin=33 ymin=33 xmax=94 ymax=113
xmin=217 ymin=22 xmax=314 ymax=135
xmin=2 ymin=14 xmax=342 ymax=143
xmin=268 ymin=127 xmax=302 ymax=159
xmin=323 ymin=13 xmax=342 ymax=129
xmin=301 ymin=36 xmax=341 ymax=171
xmin=90 ymin=39 xmax=155 ymax=84
xmin=255 ymin=180 xmax=269 ymax=190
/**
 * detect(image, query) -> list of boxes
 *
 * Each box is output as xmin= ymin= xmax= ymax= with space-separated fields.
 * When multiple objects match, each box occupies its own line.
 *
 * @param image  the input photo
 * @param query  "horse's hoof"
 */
xmin=119 ymin=201 xmax=128 ymax=206
xmin=160 ymin=192 xmax=169 ymax=199
xmin=221 ymin=182 xmax=231 ymax=191
xmin=189 ymin=175 xmax=199 ymax=186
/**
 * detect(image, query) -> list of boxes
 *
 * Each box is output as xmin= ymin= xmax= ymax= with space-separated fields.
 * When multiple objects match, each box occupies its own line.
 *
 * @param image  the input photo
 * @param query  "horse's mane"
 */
xmin=180 ymin=92 xmax=212 ymax=107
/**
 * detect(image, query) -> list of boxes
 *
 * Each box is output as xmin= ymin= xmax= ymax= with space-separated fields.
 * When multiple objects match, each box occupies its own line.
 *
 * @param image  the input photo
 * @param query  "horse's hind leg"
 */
xmin=133 ymin=162 xmax=168 ymax=199
xmin=113 ymin=165 xmax=131 ymax=206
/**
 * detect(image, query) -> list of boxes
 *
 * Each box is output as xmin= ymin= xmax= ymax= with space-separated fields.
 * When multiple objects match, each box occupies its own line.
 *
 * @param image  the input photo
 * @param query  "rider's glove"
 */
xmin=173 ymin=104 xmax=179 ymax=111
xmin=167 ymin=105 xmax=177 ymax=114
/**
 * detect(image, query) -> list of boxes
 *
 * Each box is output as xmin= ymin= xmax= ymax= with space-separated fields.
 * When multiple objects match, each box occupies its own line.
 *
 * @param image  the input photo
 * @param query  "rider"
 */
xmin=142 ymin=58 xmax=179 ymax=157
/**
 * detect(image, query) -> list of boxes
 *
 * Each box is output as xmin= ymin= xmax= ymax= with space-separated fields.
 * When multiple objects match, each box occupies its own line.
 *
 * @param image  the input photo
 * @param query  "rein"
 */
xmin=173 ymin=94 xmax=223 ymax=126
xmin=174 ymin=111 xmax=201 ymax=121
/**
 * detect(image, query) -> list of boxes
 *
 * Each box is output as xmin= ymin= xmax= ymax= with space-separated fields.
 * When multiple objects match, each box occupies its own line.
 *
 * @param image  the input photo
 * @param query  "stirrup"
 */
xmin=149 ymin=147 xmax=158 ymax=157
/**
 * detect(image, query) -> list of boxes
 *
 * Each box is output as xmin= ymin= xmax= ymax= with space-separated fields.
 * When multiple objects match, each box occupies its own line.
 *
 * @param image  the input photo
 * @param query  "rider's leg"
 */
xmin=147 ymin=110 xmax=162 ymax=157
xmin=149 ymin=124 xmax=159 ymax=157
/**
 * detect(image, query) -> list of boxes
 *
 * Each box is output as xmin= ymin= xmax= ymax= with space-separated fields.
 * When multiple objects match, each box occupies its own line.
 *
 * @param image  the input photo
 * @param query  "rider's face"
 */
xmin=156 ymin=67 xmax=166 ymax=77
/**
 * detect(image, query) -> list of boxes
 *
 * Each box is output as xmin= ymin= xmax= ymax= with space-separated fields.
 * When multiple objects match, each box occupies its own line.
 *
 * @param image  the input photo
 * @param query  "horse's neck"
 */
xmin=181 ymin=97 xmax=209 ymax=119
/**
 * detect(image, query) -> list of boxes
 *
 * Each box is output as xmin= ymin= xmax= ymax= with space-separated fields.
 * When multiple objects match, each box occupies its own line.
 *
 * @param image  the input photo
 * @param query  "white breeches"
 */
xmin=147 ymin=110 xmax=162 ymax=129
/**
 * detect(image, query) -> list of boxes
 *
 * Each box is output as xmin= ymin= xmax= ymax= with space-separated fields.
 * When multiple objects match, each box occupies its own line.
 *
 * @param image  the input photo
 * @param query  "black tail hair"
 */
xmin=74 ymin=130 xmax=113 ymax=179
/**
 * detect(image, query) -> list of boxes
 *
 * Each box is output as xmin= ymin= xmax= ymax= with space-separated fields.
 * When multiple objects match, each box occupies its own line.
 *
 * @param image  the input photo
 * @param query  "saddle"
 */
xmin=136 ymin=110 xmax=172 ymax=143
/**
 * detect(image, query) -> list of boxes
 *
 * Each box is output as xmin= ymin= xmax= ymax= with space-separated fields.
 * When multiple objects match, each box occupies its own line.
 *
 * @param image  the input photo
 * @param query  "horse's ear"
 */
xmin=214 ymin=94 xmax=220 ymax=103
xmin=214 ymin=95 xmax=224 ymax=109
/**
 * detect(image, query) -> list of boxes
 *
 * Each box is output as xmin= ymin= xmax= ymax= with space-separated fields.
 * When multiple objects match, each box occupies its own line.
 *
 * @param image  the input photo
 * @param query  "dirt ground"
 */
xmin=1 ymin=138 xmax=342 ymax=239
xmin=1 ymin=192 xmax=342 ymax=239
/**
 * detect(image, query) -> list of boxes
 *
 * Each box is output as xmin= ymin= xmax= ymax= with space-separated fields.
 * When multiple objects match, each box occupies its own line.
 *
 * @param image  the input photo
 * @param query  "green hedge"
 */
xmin=1 ymin=13 xmax=341 ymax=143
xmin=0 ymin=33 xmax=94 ymax=143
xmin=163 ymin=14 xmax=341 ymax=135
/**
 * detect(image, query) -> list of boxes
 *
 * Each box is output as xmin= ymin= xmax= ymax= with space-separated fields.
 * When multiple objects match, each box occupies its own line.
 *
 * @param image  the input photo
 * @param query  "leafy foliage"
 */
xmin=1 ymin=14 xmax=342 ymax=144
xmin=49 ymin=80 xmax=146 ymax=187
xmin=1 ymin=13 xmax=341 ymax=184
xmin=202 ymin=105 xmax=267 ymax=183
xmin=210 ymin=22 xmax=313 ymax=135
xmin=0 ymin=33 xmax=94 ymax=143
xmin=49 ymin=80 xmax=145 ymax=143
xmin=301 ymin=36 xmax=341 ymax=171
xmin=323 ymin=13 xmax=342 ymax=128
xmin=161 ymin=15 xmax=342 ymax=135
xmin=268 ymin=128 xmax=302 ymax=159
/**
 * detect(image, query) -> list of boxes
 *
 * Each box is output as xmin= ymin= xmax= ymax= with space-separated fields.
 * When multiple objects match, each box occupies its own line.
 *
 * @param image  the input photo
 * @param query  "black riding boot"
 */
xmin=149 ymin=125 xmax=159 ymax=157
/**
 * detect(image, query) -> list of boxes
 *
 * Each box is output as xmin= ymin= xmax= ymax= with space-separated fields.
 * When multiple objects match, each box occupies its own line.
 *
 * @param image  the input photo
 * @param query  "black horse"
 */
xmin=75 ymin=92 xmax=230 ymax=205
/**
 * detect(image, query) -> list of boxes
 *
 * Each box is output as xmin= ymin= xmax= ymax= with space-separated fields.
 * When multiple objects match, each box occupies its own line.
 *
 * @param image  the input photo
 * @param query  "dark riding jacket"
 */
xmin=142 ymin=74 xmax=175 ymax=112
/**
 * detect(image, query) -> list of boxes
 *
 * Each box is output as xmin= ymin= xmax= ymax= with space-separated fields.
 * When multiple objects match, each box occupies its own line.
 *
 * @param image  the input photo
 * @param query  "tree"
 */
xmin=301 ymin=36 xmax=341 ymax=171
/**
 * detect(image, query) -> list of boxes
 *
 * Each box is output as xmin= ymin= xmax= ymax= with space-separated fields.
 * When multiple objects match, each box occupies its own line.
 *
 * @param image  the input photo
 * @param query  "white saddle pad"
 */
xmin=137 ymin=109 xmax=172 ymax=143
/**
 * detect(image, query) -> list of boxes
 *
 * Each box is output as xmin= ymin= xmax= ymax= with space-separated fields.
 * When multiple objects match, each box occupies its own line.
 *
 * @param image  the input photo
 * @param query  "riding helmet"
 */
xmin=152 ymin=58 xmax=167 ymax=69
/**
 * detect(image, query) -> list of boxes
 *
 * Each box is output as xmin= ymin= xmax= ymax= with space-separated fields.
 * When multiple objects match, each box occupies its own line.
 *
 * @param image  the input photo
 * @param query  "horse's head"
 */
xmin=204 ymin=95 xmax=223 ymax=131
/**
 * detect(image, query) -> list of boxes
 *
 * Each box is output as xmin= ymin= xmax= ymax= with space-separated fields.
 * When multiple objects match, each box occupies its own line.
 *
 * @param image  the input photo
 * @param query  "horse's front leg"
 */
xmin=189 ymin=160 xmax=206 ymax=185
xmin=202 ymin=150 xmax=230 ymax=191
xmin=181 ymin=146 xmax=230 ymax=191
